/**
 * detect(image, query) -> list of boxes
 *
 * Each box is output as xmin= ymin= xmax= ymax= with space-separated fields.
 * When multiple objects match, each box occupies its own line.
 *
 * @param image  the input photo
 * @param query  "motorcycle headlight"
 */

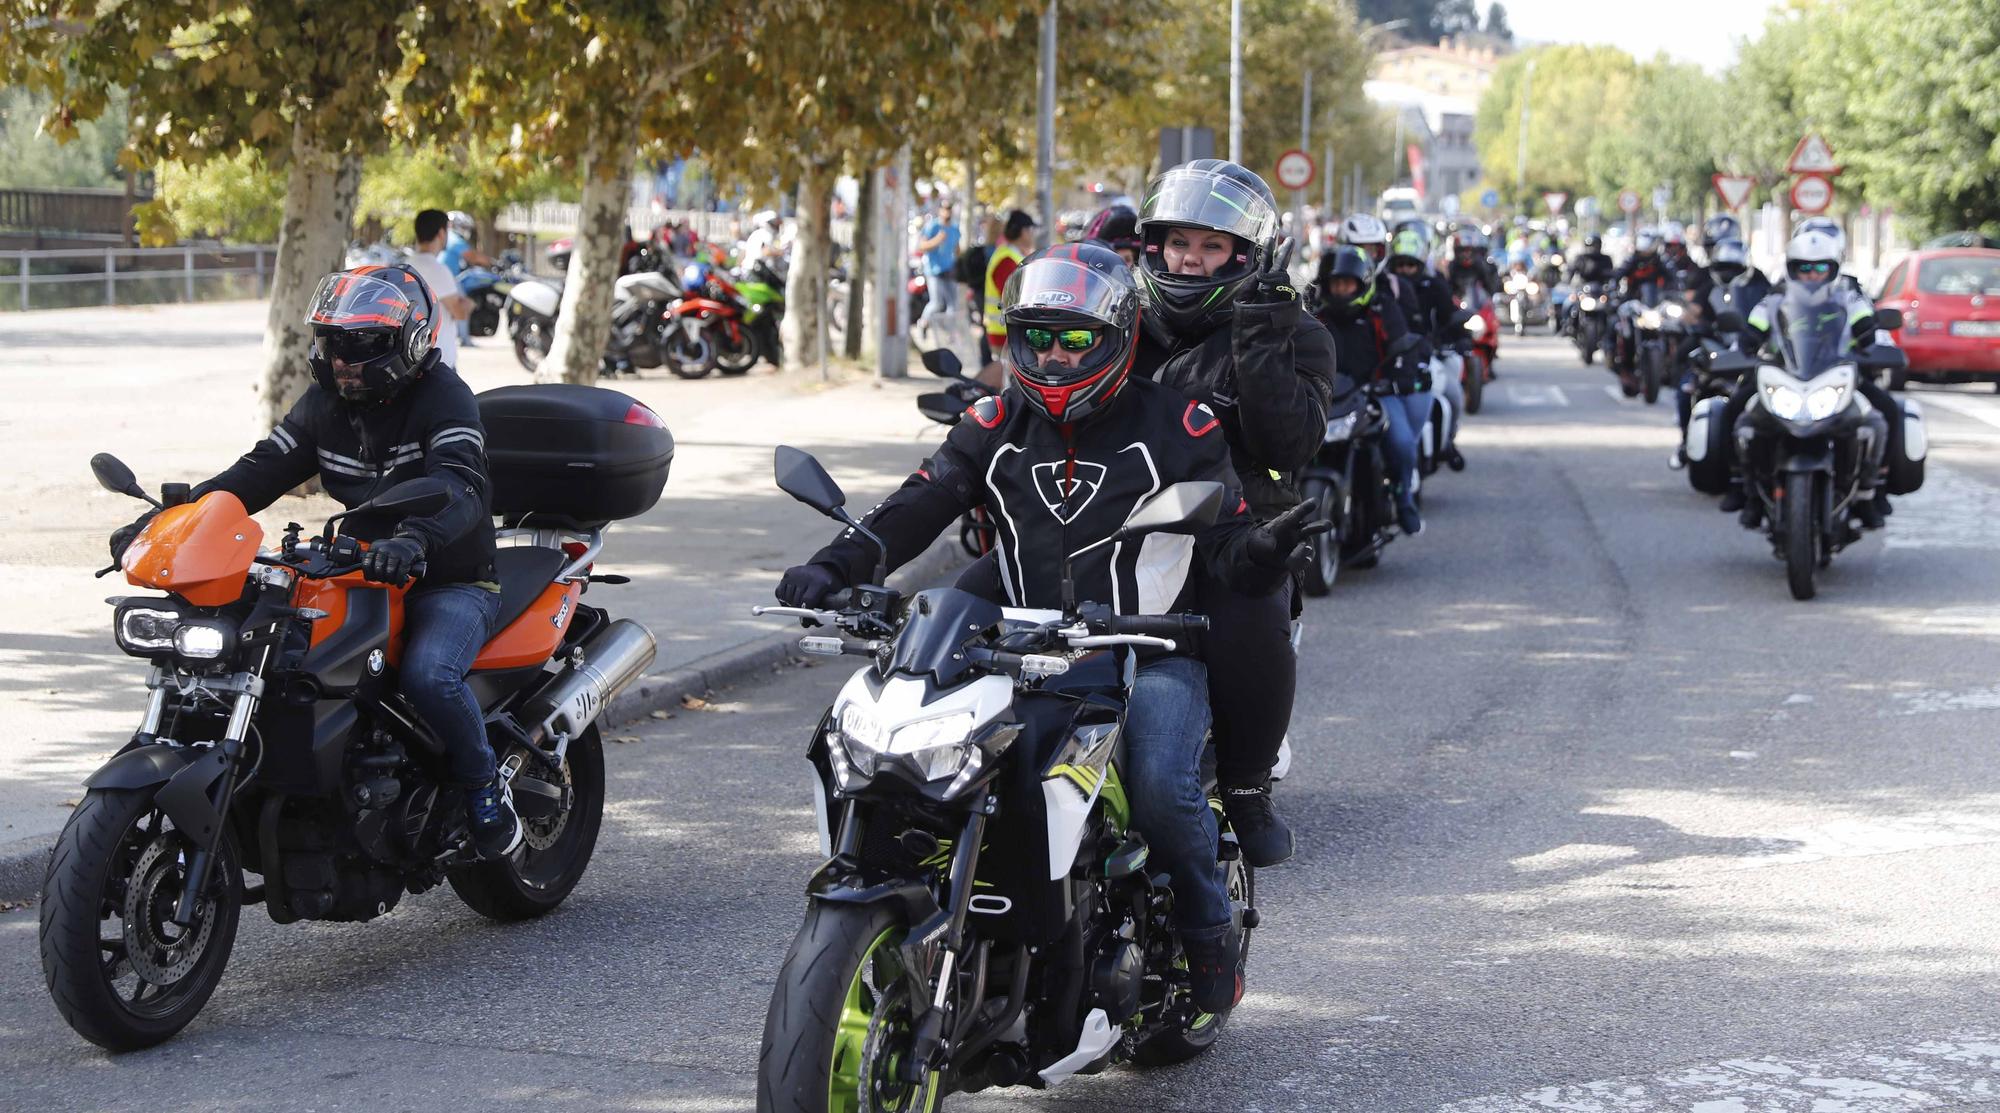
xmin=1766 ymin=384 xmax=1807 ymax=421
xmin=1638 ymin=309 xmax=1663 ymax=330
xmin=115 ymin=605 xmax=180 ymax=654
xmin=1324 ymin=411 xmax=1359 ymax=443
xmin=1579 ymin=295 xmax=1598 ymax=310
xmin=172 ymin=620 xmax=235 ymax=663
xmin=1464 ymin=314 xmax=1487 ymax=337
xmin=1527 ymin=281 xmax=1540 ymax=295
xmin=830 ymin=704 xmax=1001 ymax=796
xmin=1664 ymin=302 xmax=1684 ymax=319
xmin=1805 ymin=382 xmax=1849 ymax=420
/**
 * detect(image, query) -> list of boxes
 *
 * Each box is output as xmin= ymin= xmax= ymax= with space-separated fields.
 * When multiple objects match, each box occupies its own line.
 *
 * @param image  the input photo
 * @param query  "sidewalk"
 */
xmin=0 ymin=301 xmax=964 ymax=896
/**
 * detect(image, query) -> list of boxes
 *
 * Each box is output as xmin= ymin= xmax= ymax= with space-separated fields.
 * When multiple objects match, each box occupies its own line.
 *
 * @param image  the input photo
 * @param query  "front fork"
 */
xmin=170 ymin=652 xmax=269 ymax=926
xmin=901 ymin=806 xmax=990 ymax=1080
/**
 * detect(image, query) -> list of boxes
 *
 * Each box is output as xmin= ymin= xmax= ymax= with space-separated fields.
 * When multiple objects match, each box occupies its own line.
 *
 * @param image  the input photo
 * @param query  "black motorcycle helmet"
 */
xmin=1583 ymin=233 xmax=1603 ymax=252
xmin=1135 ymin=159 xmax=1279 ymax=341
xmin=305 ymin=265 xmax=440 ymax=405
xmin=1451 ymin=226 xmax=1490 ymax=269
xmin=1316 ymin=246 xmax=1376 ymax=322
xmin=1708 ymin=238 xmax=1749 ymax=285
xmin=1701 ymin=214 xmax=1742 ymax=252
xmin=1002 ymin=242 xmax=1142 ymax=426
xmin=1082 ymin=203 xmax=1142 ymax=263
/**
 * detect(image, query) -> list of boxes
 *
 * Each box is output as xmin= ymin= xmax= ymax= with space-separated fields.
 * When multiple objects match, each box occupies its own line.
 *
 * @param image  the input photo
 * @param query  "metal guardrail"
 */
xmin=2 ymin=245 xmax=274 ymax=311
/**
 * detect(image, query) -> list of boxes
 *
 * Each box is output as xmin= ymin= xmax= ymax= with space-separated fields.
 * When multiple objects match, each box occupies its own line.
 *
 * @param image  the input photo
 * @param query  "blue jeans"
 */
xmin=1124 ymin=655 xmax=1229 ymax=932
xmin=1378 ymin=390 xmax=1429 ymax=505
xmin=917 ymin=276 xmax=958 ymax=331
xmin=402 ymin=584 xmax=504 ymax=785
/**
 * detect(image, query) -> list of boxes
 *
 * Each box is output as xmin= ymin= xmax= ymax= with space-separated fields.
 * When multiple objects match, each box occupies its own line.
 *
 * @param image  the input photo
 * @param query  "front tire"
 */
xmin=449 ymin=726 xmax=606 ymax=921
xmin=666 ymin=328 xmax=718 ymax=379
xmin=1300 ymin=476 xmax=1343 ymax=596
xmin=1463 ymin=354 xmax=1485 ymax=415
xmin=1783 ymin=472 xmax=1819 ymax=601
xmin=715 ymin=320 xmax=759 ymax=375
xmin=1640 ymin=349 xmax=1662 ymax=405
xmin=758 ymin=901 xmax=935 ymax=1113
xmin=40 ymin=787 xmax=242 ymax=1052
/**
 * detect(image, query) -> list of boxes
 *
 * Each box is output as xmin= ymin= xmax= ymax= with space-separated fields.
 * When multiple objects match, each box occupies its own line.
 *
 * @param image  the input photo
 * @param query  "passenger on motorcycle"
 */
xmin=1719 ymin=228 xmax=1893 ymax=529
xmin=1130 ymin=159 xmax=1338 ymax=869
xmin=1316 ymin=247 xmax=1427 ymax=535
xmin=775 ymin=243 xmax=1322 ymax=1012
xmin=1082 ymin=201 xmax=1143 ymax=267
xmin=108 ymin=265 xmax=521 ymax=859
xmin=1385 ymin=228 xmax=1468 ymax=466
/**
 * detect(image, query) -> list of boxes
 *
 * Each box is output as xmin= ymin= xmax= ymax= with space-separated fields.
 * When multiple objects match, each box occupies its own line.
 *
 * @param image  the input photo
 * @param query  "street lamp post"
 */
xmin=1229 ymin=0 xmax=1242 ymax=162
xmin=1036 ymin=1 xmax=1057 ymax=248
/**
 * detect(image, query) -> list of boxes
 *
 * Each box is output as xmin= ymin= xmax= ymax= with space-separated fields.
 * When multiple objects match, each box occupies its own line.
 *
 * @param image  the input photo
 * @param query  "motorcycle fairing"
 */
xmin=122 ymin=492 xmax=263 ymax=606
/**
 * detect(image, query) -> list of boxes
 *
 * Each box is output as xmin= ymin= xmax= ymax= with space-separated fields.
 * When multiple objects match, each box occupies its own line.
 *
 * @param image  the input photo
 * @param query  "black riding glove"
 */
xmin=108 ymin=509 xmax=160 ymax=564
xmin=362 ymin=534 xmax=425 ymax=586
xmin=776 ymin=562 xmax=846 ymax=608
xmin=1246 ymin=499 xmax=1333 ymax=574
xmin=1236 ymin=237 xmax=1299 ymax=307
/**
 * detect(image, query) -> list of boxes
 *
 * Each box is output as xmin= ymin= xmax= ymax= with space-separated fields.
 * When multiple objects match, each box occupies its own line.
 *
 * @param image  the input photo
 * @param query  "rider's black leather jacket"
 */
xmin=807 ymin=377 xmax=1282 ymax=618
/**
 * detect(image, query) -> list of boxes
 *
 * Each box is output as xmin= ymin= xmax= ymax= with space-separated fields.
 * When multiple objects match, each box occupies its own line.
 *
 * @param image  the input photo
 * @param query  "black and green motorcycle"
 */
xmin=753 ymin=448 xmax=1255 ymax=1113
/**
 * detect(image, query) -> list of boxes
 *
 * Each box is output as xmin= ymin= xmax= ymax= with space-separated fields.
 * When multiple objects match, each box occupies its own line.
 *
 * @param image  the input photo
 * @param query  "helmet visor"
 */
xmin=1139 ymin=167 xmax=1277 ymax=248
xmin=306 ymin=272 xmax=417 ymax=331
xmin=1000 ymin=257 xmax=1136 ymax=331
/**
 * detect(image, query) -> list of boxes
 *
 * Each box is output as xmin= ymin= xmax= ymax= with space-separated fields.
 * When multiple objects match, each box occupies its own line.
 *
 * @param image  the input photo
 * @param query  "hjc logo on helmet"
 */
xmin=1035 ymin=291 xmax=1078 ymax=306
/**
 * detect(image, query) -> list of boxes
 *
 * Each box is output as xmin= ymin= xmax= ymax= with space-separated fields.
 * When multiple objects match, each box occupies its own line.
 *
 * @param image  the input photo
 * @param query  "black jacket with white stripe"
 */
xmin=808 ymin=377 xmax=1281 ymax=625
xmin=196 ymin=368 xmax=497 ymax=587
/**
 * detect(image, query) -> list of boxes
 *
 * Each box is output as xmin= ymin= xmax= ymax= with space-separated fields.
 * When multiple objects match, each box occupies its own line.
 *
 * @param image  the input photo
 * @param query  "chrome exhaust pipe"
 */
xmin=524 ymin=619 xmax=657 ymax=747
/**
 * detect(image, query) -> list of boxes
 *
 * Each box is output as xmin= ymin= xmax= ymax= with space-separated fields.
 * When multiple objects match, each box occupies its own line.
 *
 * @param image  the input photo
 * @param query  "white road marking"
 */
xmin=1505 ymin=383 xmax=1571 ymax=407
xmin=1888 ymin=684 xmax=2000 ymax=715
xmin=1441 ymin=1032 xmax=2000 ymax=1112
xmin=1919 ymin=390 xmax=2000 ymax=431
xmin=1603 ymin=383 xmax=1627 ymax=402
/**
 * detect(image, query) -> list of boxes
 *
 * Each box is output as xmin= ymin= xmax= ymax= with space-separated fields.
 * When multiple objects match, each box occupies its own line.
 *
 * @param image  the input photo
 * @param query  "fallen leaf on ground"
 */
xmin=648 ymin=709 xmax=672 ymax=720
xmin=680 ymin=695 xmax=711 ymax=711
xmin=611 ymin=735 xmax=641 ymax=744
xmin=59 ymin=799 xmax=78 ymax=808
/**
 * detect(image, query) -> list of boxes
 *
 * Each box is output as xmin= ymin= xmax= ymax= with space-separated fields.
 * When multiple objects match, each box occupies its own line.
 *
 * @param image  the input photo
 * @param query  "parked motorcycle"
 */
xmin=663 ymin=261 xmax=778 ymax=379
xmin=505 ymin=275 xmax=563 ymax=372
xmin=753 ymin=449 xmax=1256 ymax=1109
xmin=458 ymin=253 xmax=531 ymax=338
xmin=1302 ymin=383 xmax=1399 ymax=592
xmin=916 ymin=348 xmax=998 ymax=558
xmin=1724 ymin=298 xmax=1913 ymax=599
xmin=42 ymin=386 xmax=671 ymax=1050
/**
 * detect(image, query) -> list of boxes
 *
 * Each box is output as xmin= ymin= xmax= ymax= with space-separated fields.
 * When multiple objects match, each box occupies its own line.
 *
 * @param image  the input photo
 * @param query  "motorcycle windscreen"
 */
xmin=1776 ymin=287 xmax=1856 ymax=377
xmin=886 ymin=589 xmax=1006 ymax=687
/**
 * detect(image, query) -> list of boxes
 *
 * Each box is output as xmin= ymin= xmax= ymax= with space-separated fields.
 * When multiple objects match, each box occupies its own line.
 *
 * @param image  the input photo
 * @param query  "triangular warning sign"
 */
xmin=1542 ymin=191 xmax=1568 ymax=216
xmin=1712 ymin=174 xmax=1755 ymax=210
xmin=1787 ymin=133 xmax=1840 ymax=175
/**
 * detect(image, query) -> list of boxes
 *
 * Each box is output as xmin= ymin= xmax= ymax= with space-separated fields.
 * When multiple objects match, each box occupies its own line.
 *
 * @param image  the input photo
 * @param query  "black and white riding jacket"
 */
xmin=195 ymin=368 xmax=498 ymax=586
xmin=808 ymin=378 xmax=1282 ymax=622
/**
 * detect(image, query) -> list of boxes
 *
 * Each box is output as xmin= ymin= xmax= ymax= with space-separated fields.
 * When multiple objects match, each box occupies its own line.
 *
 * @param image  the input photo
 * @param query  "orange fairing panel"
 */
xmin=123 ymin=492 xmax=263 ymax=607
xmin=474 ymin=581 xmax=580 ymax=670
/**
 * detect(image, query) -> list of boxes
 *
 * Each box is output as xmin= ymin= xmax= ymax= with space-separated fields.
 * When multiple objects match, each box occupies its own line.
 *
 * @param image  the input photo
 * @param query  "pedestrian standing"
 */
xmin=980 ymin=209 xmax=1038 ymax=385
xmin=409 ymin=209 xmax=470 ymax=368
xmin=913 ymin=200 xmax=963 ymax=347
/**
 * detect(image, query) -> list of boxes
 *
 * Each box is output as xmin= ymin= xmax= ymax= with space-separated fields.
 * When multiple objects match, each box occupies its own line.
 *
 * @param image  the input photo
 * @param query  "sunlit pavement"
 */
xmin=4 ymin=334 xmax=2000 ymax=1111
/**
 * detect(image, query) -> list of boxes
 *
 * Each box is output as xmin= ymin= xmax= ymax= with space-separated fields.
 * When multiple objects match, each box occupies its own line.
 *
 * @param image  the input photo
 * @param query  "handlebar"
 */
xmin=1106 ymin=613 xmax=1209 ymax=639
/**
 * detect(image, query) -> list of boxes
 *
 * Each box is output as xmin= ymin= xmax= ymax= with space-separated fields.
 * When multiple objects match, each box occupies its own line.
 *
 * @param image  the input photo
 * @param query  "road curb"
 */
xmin=0 ymin=535 xmax=969 ymax=904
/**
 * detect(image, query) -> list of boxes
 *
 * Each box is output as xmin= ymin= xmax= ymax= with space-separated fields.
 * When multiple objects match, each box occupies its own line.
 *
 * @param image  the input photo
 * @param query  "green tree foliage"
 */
xmin=1587 ymin=60 xmax=1727 ymax=218
xmin=153 ymin=150 xmax=286 ymax=242
xmin=1476 ymin=45 xmax=1640 ymax=208
xmin=0 ymin=86 xmax=129 ymax=189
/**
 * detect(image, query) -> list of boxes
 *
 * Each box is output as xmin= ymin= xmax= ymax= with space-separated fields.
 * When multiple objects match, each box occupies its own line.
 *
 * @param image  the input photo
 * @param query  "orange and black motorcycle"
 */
xmin=39 ymin=384 xmax=671 ymax=1051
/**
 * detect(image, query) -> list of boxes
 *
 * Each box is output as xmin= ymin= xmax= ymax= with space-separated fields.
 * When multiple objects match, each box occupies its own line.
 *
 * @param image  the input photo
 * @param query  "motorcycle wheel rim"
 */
xmin=832 ymin=926 xmax=937 ymax=1113
xmin=101 ymin=810 xmax=226 ymax=1019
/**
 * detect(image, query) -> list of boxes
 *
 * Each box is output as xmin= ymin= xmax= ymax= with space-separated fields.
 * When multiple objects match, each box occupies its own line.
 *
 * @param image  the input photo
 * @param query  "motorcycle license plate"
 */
xmin=1950 ymin=320 xmax=2000 ymax=338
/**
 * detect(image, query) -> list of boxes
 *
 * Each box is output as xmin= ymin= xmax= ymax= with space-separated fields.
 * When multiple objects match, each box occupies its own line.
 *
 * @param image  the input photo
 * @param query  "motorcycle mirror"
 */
xmin=1873 ymin=307 xmax=1904 ymax=331
xmin=90 ymin=452 xmax=160 ymax=507
xmin=1113 ymin=481 xmax=1225 ymax=541
xmin=1860 ymin=344 xmax=1909 ymax=373
xmin=362 ymin=477 xmax=454 ymax=519
xmin=773 ymin=445 xmax=847 ymax=515
xmin=916 ymin=393 xmax=964 ymax=426
xmin=920 ymin=347 xmax=966 ymax=380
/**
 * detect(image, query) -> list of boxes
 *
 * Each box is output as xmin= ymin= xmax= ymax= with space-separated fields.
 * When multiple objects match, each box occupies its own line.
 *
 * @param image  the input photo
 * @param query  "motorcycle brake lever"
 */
xmin=93 ymin=563 xmax=119 ymax=579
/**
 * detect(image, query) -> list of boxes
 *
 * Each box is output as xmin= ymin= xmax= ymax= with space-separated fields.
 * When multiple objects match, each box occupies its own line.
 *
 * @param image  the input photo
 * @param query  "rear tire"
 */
xmin=40 ymin=787 xmax=241 ymax=1052
xmin=449 ymin=726 xmax=605 ymax=921
xmin=715 ymin=321 xmax=758 ymax=375
xmin=666 ymin=330 xmax=717 ymax=379
xmin=1131 ymin=859 xmax=1254 ymax=1067
xmin=1783 ymin=472 xmax=1819 ymax=601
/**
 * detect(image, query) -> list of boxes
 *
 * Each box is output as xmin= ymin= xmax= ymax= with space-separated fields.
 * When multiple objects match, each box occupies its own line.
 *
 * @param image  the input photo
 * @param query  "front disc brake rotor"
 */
xmin=858 ymin=982 xmax=940 ymax=1112
xmin=122 ymin=835 xmax=214 ymax=986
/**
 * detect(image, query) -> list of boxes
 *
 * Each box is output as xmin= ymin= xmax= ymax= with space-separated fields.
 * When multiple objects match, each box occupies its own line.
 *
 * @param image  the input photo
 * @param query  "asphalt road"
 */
xmin=6 ymin=334 xmax=2000 ymax=1112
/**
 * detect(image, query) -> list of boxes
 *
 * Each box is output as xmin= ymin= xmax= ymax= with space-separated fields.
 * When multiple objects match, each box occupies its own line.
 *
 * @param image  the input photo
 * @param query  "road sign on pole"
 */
xmin=1712 ymin=174 xmax=1756 ymax=211
xmin=1617 ymin=189 xmax=1640 ymax=216
xmin=1543 ymin=191 xmax=1568 ymax=216
xmin=1275 ymin=149 xmax=1315 ymax=191
xmin=1787 ymin=133 xmax=1842 ymax=176
xmin=1790 ymin=173 xmax=1835 ymax=215
xmin=1480 ymin=188 xmax=1500 ymax=210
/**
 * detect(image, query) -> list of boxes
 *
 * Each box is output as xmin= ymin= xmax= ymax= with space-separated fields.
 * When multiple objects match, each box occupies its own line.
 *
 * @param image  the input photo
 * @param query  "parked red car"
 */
xmin=1874 ymin=248 xmax=2000 ymax=390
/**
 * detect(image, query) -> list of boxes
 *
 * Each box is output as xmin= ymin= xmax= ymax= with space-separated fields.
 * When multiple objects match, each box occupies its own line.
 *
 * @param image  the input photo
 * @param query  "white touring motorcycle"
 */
xmin=753 ymin=447 xmax=1255 ymax=1113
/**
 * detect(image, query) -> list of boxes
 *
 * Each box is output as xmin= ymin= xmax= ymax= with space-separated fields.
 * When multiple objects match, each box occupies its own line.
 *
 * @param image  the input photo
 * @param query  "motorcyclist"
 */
xmin=1790 ymin=217 xmax=1867 ymax=297
xmin=1130 ymin=159 xmax=1336 ymax=869
xmin=1700 ymin=214 xmax=1743 ymax=258
xmin=1660 ymin=222 xmax=1709 ymax=302
xmin=1611 ymin=227 xmax=1669 ymax=389
xmin=1719 ymin=228 xmax=1892 ymax=529
xmin=1446 ymin=227 xmax=1501 ymax=300
xmin=1081 ymin=202 xmax=1143 ymax=267
xmin=1564 ymin=233 xmax=1615 ymax=337
xmin=1384 ymin=227 xmax=1469 ymax=468
xmin=774 ymin=243 xmax=1322 ymax=1013
xmin=1315 ymin=247 xmax=1427 ymax=534
xmin=1707 ymin=238 xmax=1771 ymax=317
xmin=107 ymin=265 xmax=518 ymax=859
xmin=1338 ymin=212 xmax=1423 ymax=333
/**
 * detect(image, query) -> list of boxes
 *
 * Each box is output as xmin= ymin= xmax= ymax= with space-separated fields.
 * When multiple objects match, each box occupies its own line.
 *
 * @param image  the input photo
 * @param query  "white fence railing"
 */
xmin=3 ymin=244 xmax=275 ymax=312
